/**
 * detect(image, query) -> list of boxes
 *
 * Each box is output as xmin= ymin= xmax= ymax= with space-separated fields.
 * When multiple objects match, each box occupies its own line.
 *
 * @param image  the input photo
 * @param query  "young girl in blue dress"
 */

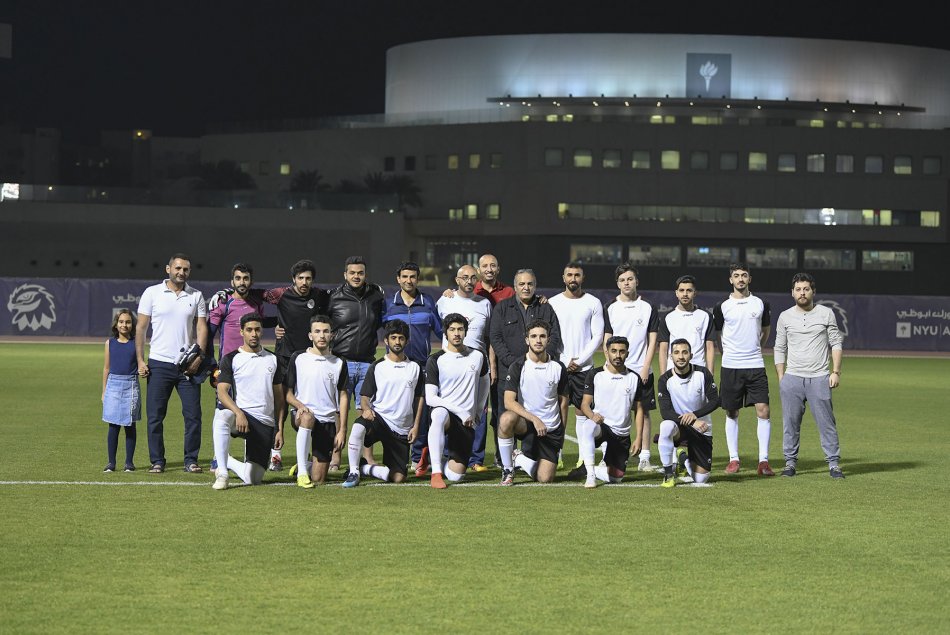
xmin=101 ymin=309 xmax=140 ymax=472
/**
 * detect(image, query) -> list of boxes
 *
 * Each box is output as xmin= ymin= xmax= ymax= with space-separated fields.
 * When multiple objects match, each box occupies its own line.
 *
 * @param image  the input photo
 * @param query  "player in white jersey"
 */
xmin=548 ymin=262 xmax=604 ymax=470
xmin=577 ymin=336 xmax=644 ymax=489
xmin=284 ymin=315 xmax=350 ymax=488
xmin=656 ymin=338 xmax=720 ymax=487
xmin=497 ymin=319 xmax=570 ymax=486
xmin=212 ymin=313 xmax=285 ymax=490
xmin=712 ymin=263 xmax=774 ymax=476
xmin=425 ymin=313 xmax=490 ymax=489
xmin=657 ymin=275 xmax=716 ymax=375
xmin=601 ymin=263 xmax=658 ymax=472
xmin=343 ymin=320 xmax=424 ymax=487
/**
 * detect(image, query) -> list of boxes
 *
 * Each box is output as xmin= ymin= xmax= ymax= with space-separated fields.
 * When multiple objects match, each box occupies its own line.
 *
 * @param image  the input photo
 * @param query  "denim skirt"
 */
xmin=102 ymin=373 xmax=141 ymax=425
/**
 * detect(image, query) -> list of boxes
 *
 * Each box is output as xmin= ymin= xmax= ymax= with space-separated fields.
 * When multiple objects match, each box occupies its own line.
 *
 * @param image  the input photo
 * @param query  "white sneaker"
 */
xmin=212 ymin=471 xmax=229 ymax=490
xmin=584 ymin=473 xmax=597 ymax=489
xmin=638 ymin=459 xmax=657 ymax=473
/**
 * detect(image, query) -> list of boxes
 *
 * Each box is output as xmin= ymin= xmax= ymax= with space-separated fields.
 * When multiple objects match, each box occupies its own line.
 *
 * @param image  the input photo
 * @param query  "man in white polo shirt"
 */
xmin=136 ymin=253 xmax=209 ymax=474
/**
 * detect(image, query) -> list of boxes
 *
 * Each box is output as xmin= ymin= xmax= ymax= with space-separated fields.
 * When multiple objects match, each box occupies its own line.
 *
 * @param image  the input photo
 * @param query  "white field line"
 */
xmin=0 ymin=479 xmax=710 ymax=488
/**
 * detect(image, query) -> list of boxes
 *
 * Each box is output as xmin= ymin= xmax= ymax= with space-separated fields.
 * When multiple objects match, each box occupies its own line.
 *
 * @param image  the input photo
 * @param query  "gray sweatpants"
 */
xmin=780 ymin=373 xmax=841 ymax=467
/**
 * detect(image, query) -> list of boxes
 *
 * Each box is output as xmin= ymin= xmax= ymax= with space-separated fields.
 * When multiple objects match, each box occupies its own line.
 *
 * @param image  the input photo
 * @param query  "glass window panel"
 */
xmin=486 ymin=203 xmax=500 ymax=220
xmin=574 ymin=149 xmax=593 ymax=168
xmin=631 ymin=150 xmax=651 ymax=169
xmin=557 ymin=203 xmax=569 ymax=219
xmin=465 ymin=204 xmax=478 ymax=220
xmin=746 ymin=247 xmax=797 ymax=269
xmin=279 ymin=163 xmax=291 ymax=175
xmin=627 ymin=245 xmax=681 ymax=266
xmin=777 ymin=153 xmax=796 ymax=173
xmin=893 ymin=156 xmax=912 ymax=175
xmin=864 ymin=155 xmax=883 ymax=174
xmin=862 ymin=250 xmax=913 ymax=271
xmin=259 ymin=161 xmax=270 ymax=176
xmin=807 ymin=153 xmax=825 ymax=173
xmin=690 ymin=151 xmax=709 ymax=170
xmin=748 ymin=152 xmax=768 ymax=172
xmin=448 ymin=208 xmax=463 ymax=221
xmin=923 ymin=156 xmax=941 ymax=175
xmin=803 ymin=249 xmax=856 ymax=270
xmin=447 ymin=154 xmax=459 ymax=170
xmin=835 ymin=154 xmax=854 ymax=173
xmin=661 ymin=151 xmax=680 ymax=170
xmin=569 ymin=244 xmax=622 ymax=265
xmin=602 ymin=149 xmax=622 ymax=168
xmin=490 ymin=153 xmax=503 ymax=168
xmin=383 ymin=157 xmax=395 ymax=172
xmin=686 ymin=246 xmax=739 ymax=267
xmin=403 ymin=156 xmax=416 ymax=171
xmin=920 ymin=211 xmax=940 ymax=227
xmin=544 ymin=148 xmax=563 ymax=167
xmin=468 ymin=154 xmax=481 ymax=169
xmin=720 ymin=152 xmax=738 ymax=171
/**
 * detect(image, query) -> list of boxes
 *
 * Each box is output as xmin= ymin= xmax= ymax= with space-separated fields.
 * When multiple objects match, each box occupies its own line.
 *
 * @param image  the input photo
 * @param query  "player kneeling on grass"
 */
xmin=576 ymin=336 xmax=644 ymax=489
xmin=425 ymin=313 xmax=490 ymax=489
xmin=656 ymin=338 xmax=720 ymax=487
xmin=213 ymin=313 xmax=285 ymax=490
xmin=284 ymin=316 xmax=349 ymax=489
xmin=343 ymin=320 xmax=424 ymax=487
xmin=497 ymin=320 xmax=570 ymax=486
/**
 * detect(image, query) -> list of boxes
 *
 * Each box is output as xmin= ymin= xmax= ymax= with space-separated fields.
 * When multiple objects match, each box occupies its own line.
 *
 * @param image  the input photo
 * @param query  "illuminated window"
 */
xmin=746 ymin=247 xmax=797 ymax=269
xmin=660 ymin=151 xmax=680 ymax=170
xmin=808 ymin=120 xmax=825 ymax=128
xmin=865 ymin=155 xmax=883 ymax=174
xmin=490 ymin=153 xmax=503 ymax=168
xmin=835 ymin=154 xmax=854 ymax=173
xmin=631 ymin=150 xmax=651 ymax=169
xmin=628 ymin=245 xmax=681 ymax=266
xmin=465 ymin=204 xmax=478 ymax=220
xmin=469 ymin=154 xmax=481 ymax=169
xmin=544 ymin=148 xmax=564 ymax=167
xmin=602 ymin=149 xmax=621 ymax=169
xmin=569 ymin=244 xmax=622 ymax=264
xmin=748 ymin=152 xmax=768 ymax=172
xmin=720 ymin=152 xmax=738 ymax=171
xmin=557 ymin=203 xmax=570 ymax=219
xmin=893 ymin=156 xmax=912 ymax=175
xmin=921 ymin=211 xmax=941 ymax=227
xmin=804 ymin=249 xmax=856 ymax=270
xmin=448 ymin=207 xmax=463 ymax=221
xmin=259 ymin=161 xmax=270 ymax=176
xmin=383 ymin=157 xmax=395 ymax=172
xmin=690 ymin=151 xmax=709 ymax=170
xmin=923 ymin=157 xmax=941 ymax=175
xmin=650 ymin=115 xmax=676 ymax=124
xmin=862 ymin=250 xmax=913 ymax=271
xmin=691 ymin=116 xmax=721 ymax=125
xmin=279 ymin=163 xmax=291 ymax=176
xmin=851 ymin=121 xmax=865 ymax=128
xmin=807 ymin=153 xmax=825 ymax=173
xmin=574 ymin=149 xmax=593 ymax=168
xmin=687 ymin=246 xmax=738 ymax=267
xmin=562 ymin=114 xmax=574 ymax=122
xmin=447 ymin=155 xmax=459 ymax=170
xmin=862 ymin=209 xmax=893 ymax=225
xmin=486 ymin=203 xmax=500 ymax=220
xmin=777 ymin=154 xmax=796 ymax=173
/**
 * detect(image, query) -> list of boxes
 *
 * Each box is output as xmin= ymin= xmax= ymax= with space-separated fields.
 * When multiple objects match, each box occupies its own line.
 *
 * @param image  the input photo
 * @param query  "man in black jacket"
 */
xmin=489 ymin=269 xmax=562 ymax=419
xmin=326 ymin=256 xmax=386 ymax=470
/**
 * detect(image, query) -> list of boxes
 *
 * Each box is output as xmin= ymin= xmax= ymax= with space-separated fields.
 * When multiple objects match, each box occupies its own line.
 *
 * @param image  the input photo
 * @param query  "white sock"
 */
xmin=695 ymin=471 xmax=710 ymax=484
xmin=725 ymin=416 xmax=739 ymax=461
xmin=246 ymin=463 xmax=265 ymax=485
xmin=640 ymin=448 xmax=652 ymax=462
xmin=212 ymin=410 xmax=232 ymax=477
xmin=514 ymin=452 xmax=537 ymax=479
xmin=757 ymin=418 xmax=771 ymax=462
xmin=657 ymin=420 xmax=676 ymax=467
xmin=428 ymin=409 xmax=447 ymax=474
xmin=227 ymin=455 xmax=250 ymax=483
xmin=444 ymin=466 xmax=465 ymax=482
xmin=347 ymin=423 xmax=366 ymax=474
xmin=685 ymin=458 xmax=695 ymax=478
xmin=362 ymin=464 xmax=390 ymax=481
xmin=576 ymin=418 xmax=597 ymax=469
xmin=597 ymin=441 xmax=607 ymax=460
xmin=498 ymin=437 xmax=514 ymax=469
xmin=296 ymin=427 xmax=312 ymax=476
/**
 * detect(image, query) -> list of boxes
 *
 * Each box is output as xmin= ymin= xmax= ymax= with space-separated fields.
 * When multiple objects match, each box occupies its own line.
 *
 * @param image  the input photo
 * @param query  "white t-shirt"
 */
xmin=137 ymin=280 xmax=207 ymax=364
xmin=436 ymin=294 xmax=492 ymax=352
xmin=548 ymin=292 xmax=604 ymax=372
xmin=583 ymin=366 xmax=642 ymax=436
xmin=504 ymin=356 xmax=569 ymax=431
xmin=217 ymin=348 xmax=280 ymax=426
xmin=284 ymin=351 xmax=348 ymax=421
xmin=713 ymin=295 xmax=771 ymax=369
xmin=604 ymin=296 xmax=658 ymax=372
xmin=361 ymin=357 xmax=424 ymax=434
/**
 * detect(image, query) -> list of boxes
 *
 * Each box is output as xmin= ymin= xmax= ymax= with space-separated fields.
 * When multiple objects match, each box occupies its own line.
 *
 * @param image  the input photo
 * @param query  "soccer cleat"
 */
xmin=638 ymin=458 xmax=657 ymax=473
xmin=757 ymin=461 xmax=775 ymax=476
xmin=212 ymin=472 xmax=229 ymax=490
xmin=724 ymin=459 xmax=740 ymax=474
xmin=557 ymin=451 xmax=564 ymax=470
xmin=342 ymin=472 xmax=360 ymax=488
xmin=566 ymin=464 xmax=587 ymax=481
xmin=123 ymin=464 xmax=136 ymax=472
xmin=781 ymin=465 xmax=797 ymax=477
xmin=661 ymin=473 xmax=676 ymax=488
xmin=210 ymin=458 xmax=218 ymax=472
xmin=500 ymin=468 xmax=514 ymax=487
xmin=296 ymin=473 xmax=315 ymax=489
xmin=471 ymin=463 xmax=489 ymax=472
xmin=584 ymin=473 xmax=597 ymax=489
xmin=103 ymin=463 xmax=115 ymax=473
xmin=674 ymin=448 xmax=688 ymax=477
xmin=430 ymin=472 xmax=447 ymax=489
xmin=829 ymin=466 xmax=846 ymax=480
xmin=414 ymin=447 xmax=430 ymax=478
xmin=268 ymin=455 xmax=283 ymax=472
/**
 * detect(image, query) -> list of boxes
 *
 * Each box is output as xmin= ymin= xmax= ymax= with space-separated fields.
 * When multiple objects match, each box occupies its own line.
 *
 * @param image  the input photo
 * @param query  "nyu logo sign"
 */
xmin=686 ymin=53 xmax=731 ymax=98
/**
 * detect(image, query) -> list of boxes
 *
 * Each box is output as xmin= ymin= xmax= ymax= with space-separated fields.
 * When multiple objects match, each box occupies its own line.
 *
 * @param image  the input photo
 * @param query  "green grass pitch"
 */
xmin=1 ymin=343 xmax=948 ymax=633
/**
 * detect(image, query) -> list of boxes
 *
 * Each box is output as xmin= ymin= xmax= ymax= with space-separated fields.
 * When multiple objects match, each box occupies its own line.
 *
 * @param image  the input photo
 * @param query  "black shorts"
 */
xmin=593 ymin=424 xmax=632 ymax=473
xmin=565 ymin=371 xmax=586 ymax=409
xmin=275 ymin=354 xmax=292 ymax=385
xmin=308 ymin=419 xmax=337 ymax=463
xmin=434 ymin=408 xmax=476 ymax=465
xmin=233 ymin=411 xmax=276 ymax=469
xmin=638 ymin=372 xmax=657 ymax=412
xmin=719 ymin=367 xmax=770 ymax=410
xmin=676 ymin=424 xmax=713 ymax=472
xmin=518 ymin=422 xmax=565 ymax=464
xmin=355 ymin=414 xmax=410 ymax=476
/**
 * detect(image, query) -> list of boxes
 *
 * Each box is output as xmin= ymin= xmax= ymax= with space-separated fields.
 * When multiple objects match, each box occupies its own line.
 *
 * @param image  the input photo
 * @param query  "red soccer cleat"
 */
xmin=724 ymin=459 xmax=740 ymax=474
xmin=430 ymin=472 xmax=447 ymax=489
xmin=757 ymin=461 xmax=775 ymax=476
xmin=415 ymin=446 xmax=430 ymax=478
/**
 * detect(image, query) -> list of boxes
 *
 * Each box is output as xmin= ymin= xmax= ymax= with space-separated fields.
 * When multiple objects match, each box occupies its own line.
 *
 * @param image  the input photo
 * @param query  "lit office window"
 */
xmin=602 ymin=149 xmax=622 ymax=169
xmin=469 ymin=154 xmax=481 ymax=169
xmin=720 ymin=152 xmax=738 ymax=171
xmin=691 ymin=116 xmax=721 ymax=125
xmin=660 ymin=151 xmax=680 ymax=170
xmin=864 ymin=155 xmax=883 ymax=174
xmin=690 ymin=151 xmax=709 ymax=170
xmin=862 ymin=209 xmax=893 ymax=226
xmin=807 ymin=153 xmax=825 ymax=173
xmin=631 ymin=150 xmax=651 ymax=169
xmin=490 ymin=153 xmax=503 ymax=168
xmin=562 ymin=114 xmax=574 ymax=122
xmin=746 ymin=247 xmax=797 ymax=269
xmin=920 ymin=211 xmax=941 ymax=227
xmin=687 ymin=246 xmax=738 ymax=267
xmin=748 ymin=152 xmax=768 ymax=172
xmin=569 ymin=244 xmax=622 ymax=265
xmin=835 ymin=154 xmax=854 ymax=173
xmin=447 ymin=154 xmax=459 ymax=170
xmin=808 ymin=120 xmax=825 ymax=128
xmin=545 ymin=114 xmax=559 ymax=122
xmin=627 ymin=245 xmax=681 ymax=266
xmin=804 ymin=249 xmax=856 ymax=270
xmin=545 ymin=148 xmax=564 ymax=167
xmin=649 ymin=115 xmax=676 ymax=124
xmin=574 ymin=149 xmax=593 ymax=168
xmin=465 ymin=204 xmax=478 ymax=220
xmin=893 ymin=156 xmax=912 ymax=175
xmin=557 ymin=203 xmax=570 ymax=219
xmin=486 ymin=203 xmax=500 ymax=220
xmin=923 ymin=157 xmax=942 ymax=175
xmin=862 ymin=250 xmax=913 ymax=271
xmin=279 ymin=163 xmax=291 ymax=176
xmin=448 ymin=208 xmax=463 ymax=221
xmin=777 ymin=154 xmax=796 ymax=173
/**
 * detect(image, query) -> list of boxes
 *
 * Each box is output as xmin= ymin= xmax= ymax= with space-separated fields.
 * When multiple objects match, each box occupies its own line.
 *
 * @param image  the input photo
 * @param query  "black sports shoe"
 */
xmin=781 ymin=465 xmax=797 ymax=477
xmin=566 ymin=464 xmax=587 ymax=481
xmin=829 ymin=466 xmax=845 ymax=480
xmin=103 ymin=463 xmax=115 ymax=473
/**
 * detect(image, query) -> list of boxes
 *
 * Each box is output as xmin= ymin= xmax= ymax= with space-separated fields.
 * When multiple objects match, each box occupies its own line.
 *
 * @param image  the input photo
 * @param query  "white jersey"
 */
xmin=603 ymin=296 xmax=658 ymax=372
xmin=713 ymin=295 xmax=771 ymax=369
xmin=361 ymin=357 xmax=424 ymax=434
xmin=583 ymin=366 xmax=642 ymax=436
xmin=504 ymin=356 xmax=569 ymax=431
xmin=217 ymin=348 xmax=280 ymax=426
xmin=657 ymin=366 xmax=720 ymax=437
xmin=284 ymin=350 xmax=348 ymax=421
xmin=658 ymin=306 xmax=715 ymax=368
xmin=548 ymin=292 xmax=604 ymax=372
xmin=426 ymin=348 xmax=489 ymax=420
xmin=436 ymin=293 xmax=492 ymax=352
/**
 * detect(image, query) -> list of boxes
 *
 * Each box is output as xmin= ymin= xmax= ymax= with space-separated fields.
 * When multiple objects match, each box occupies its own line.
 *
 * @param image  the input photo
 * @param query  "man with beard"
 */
xmin=657 ymin=275 xmax=716 ymax=375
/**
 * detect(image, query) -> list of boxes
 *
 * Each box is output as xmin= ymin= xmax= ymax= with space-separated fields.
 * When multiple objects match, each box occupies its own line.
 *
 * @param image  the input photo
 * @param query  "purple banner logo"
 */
xmin=7 ymin=283 xmax=58 ymax=332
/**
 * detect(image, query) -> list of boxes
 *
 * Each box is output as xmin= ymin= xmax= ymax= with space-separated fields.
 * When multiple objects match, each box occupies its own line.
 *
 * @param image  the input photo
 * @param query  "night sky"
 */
xmin=2 ymin=1 xmax=945 ymax=141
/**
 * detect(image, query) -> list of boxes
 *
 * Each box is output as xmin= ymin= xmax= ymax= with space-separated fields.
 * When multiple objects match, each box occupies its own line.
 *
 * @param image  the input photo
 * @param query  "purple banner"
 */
xmin=2 ymin=277 xmax=949 ymax=352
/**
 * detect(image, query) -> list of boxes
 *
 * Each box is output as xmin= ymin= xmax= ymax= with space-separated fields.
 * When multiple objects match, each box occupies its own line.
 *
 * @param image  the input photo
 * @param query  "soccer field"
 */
xmin=1 ymin=343 xmax=948 ymax=633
